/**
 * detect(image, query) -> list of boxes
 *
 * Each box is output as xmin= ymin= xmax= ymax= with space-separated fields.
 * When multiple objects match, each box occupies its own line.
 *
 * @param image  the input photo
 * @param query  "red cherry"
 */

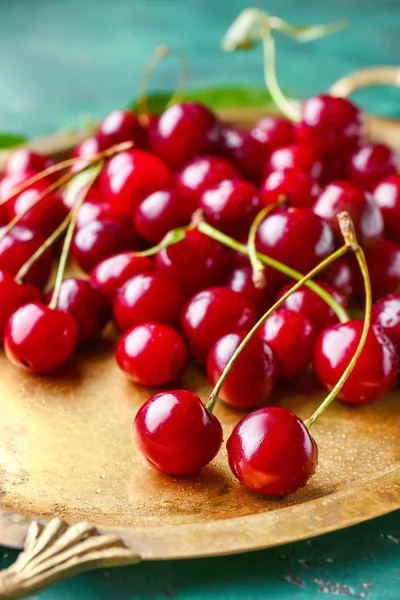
xmin=372 ymin=294 xmax=400 ymax=349
xmin=354 ymin=238 xmax=400 ymax=300
xmin=116 ymin=322 xmax=187 ymax=386
xmin=313 ymin=321 xmax=398 ymax=405
xmin=71 ymin=217 xmax=138 ymax=273
xmin=45 ymin=278 xmax=111 ymax=343
xmin=265 ymin=144 xmax=322 ymax=179
xmin=200 ymin=179 xmax=261 ymax=238
xmin=132 ymin=390 xmax=223 ymax=475
xmin=347 ymin=143 xmax=397 ymax=191
xmin=319 ymin=154 xmax=348 ymax=186
xmin=75 ymin=201 xmax=113 ymax=230
xmin=373 ymin=175 xmax=400 ymax=243
xmin=7 ymin=182 xmax=67 ymax=236
xmin=96 ymin=109 xmax=145 ymax=150
xmin=181 ymin=286 xmax=257 ymax=363
xmin=260 ymin=169 xmax=320 ymax=209
xmin=114 ymin=272 xmax=185 ymax=331
xmin=296 ymin=94 xmax=364 ymax=155
xmin=312 ymin=180 xmax=383 ymax=247
xmin=207 ymin=331 xmax=276 ymax=409
xmin=4 ymin=302 xmax=78 ymax=373
xmin=175 ymin=155 xmax=238 ymax=206
xmin=155 ymin=229 xmax=231 ymax=296
xmin=225 ymin=266 xmax=271 ymax=316
xmin=251 ymin=117 xmax=295 ymax=152
xmin=227 ymin=406 xmax=318 ymax=496
xmin=322 ymin=257 xmax=354 ymax=299
xmin=90 ymin=252 xmax=154 ymax=300
xmin=0 ymin=203 xmax=8 ymax=226
xmin=220 ymin=126 xmax=267 ymax=183
xmin=0 ymin=170 xmax=43 ymax=201
xmin=0 ymin=269 xmax=41 ymax=339
xmin=100 ymin=150 xmax=172 ymax=218
xmin=147 ymin=102 xmax=221 ymax=170
xmin=5 ymin=149 xmax=54 ymax=175
xmin=134 ymin=189 xmax=193 ymax=244
xmin=70 ymin=137 xmax=101 ymax=173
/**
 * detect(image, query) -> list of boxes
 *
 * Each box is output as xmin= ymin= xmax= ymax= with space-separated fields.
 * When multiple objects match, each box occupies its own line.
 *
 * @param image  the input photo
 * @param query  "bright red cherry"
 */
xmin=75 ymin=201 xmax=113 ymax=230
xmin=220 ymin=126 xmax=267 ymax=183
xmin=96 ymin=109 xmax=145 ymax=150
xmin=70 ymin=137 xmax=101 ymax=173
xmin=100 ymin=150 xmax=172 ymax=218
xmin=132 ymin=390 xmax=223 ymax=475
xmin=312 ymin=180 xmax=383 ymax=247
xmin=322 ymin=257 xmax=354 ymax=299
xmin=313 ymin=321 xmax=398 ymax=405
xmin=0 ymin=269 xmax=41 ymax=340
xmin=7 ymin=182 xmax=67 ymax=236
xmin=4 ymin=302 xmax=78 ymax=373
xmin=225 ymin=266 xmax=271 ymax=315
xmin=227 ymin=406 xmax=318 ymax=496
xmin=296 ymin=94 xmax=364 ymax=155
xmin=372 ymin=294 xmax=400 ymax=348
xmin=260 ymin=168 xmax=320 ymax=209
xmin=207 ymin=331 xmax=276 ymax=409
xmin=265 ymin=144 xmax=322 ymax=179
xmin=134 ymin=189 xmax=193 ymax=244
xmin=251 ymin=117 xmax=295 ymax=152
xmin=181 ymin=287 xmax=257 ymax=363
xmin=373 ymin=175 xmax=400 ymax=243
xmin=4 ymin=149 xmax=54 ymax=176
xmin=354 ymin=238 xmax=400 ymax=301
xmin=347 ymin=143 xmax=397 ymax=191
xmin=175 ymin=155 xmax=238 ymax=206
xmin=147 ymin=102 xmax=222 ymax=170
xmin=0 ymin=170 xmax=38 ymax=201
xmin=114 ymin=272 xmax=185 ymax=331
xmin=116 ymin=322 xmax=187 ymax=386
xmin=90 ymin=252 xmax=154 ymax=300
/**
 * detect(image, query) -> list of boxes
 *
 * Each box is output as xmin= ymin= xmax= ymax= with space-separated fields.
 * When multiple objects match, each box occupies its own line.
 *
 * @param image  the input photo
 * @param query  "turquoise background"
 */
xmin=0 ymin=0 xmax=399 ymax=598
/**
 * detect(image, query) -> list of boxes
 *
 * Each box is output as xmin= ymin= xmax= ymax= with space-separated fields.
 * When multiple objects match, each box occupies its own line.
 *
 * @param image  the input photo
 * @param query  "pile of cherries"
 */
xmin=0 ymin=88 xmax=399 ymax=498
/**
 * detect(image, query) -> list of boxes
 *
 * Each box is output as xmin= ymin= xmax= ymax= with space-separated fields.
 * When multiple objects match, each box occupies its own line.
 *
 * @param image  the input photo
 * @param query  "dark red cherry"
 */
xmin=312 ymin=180 xmax=383 ymax=247
xmin=373 ymin=175 xmax=400 ymax=243
xmin=220 ymin=126 xmax=267 ymax=183
xmin=372 ymin=294 xmax=400 ymax=348
xmin=181 ymin=287 xmax=257 ymax=363
xmin=7 ymin=182 xmax=67 ymax=236
xmin=265 ymin=144 xmax=322 ymax=179
xmin=132 ymin=390 xmax=223 ymax=475
xmin=347 ymin=143 xmax=397 ymax=191
xmin=116 ymin=322 xmax=187 ymax=386
xmin=319 ymin=153 xmax=348 ymax=186
xmin=354 ymin=238 xmax=400 ymax=301
xmin=114 ymin=272 xmax=185 ymax=331
xmin=260 ymin=168 xmax=320 ymax=209
xmin=134 ymin=189 xmax=193 ymax=244
xmin=155 ymin=229 xmax=231 ymax=296
xmin=0 ymin=269 xmax=41 ymax=340
xmin=227 ymin=406 xmax=318 ymax=496
xmin=0 ymin=203 xmax=8 ymax=226
xmin=90 ymin=252 xmax=154 ymax=300
xmin=251 ymin=117 xmax=295 ymax=152
xmin=96 ymin=109 xmax=145 ymax=150
xmin=322 ymin=257 xmax=354 ymax=299
xmin=45 ymin=278 xmax=111 ymax=343
xmin=100 ymin=150 xmax=172 ymax=218
xmin=4 ymin=302 xmax=78 ymax=373
xmin=296 ymin=94 xmax=364 ymax=155
xmin=71 ymin=217 xmax=138 ymax=274
xmin=207 ymin=331 xmax=276 ymax=409
xmin=200 ymin=179 xmax=260 ymax=238
xmin=147 ymin=102 xmax=222 ymax=170
xmin=175 ymin=155 xmax=238 ymax=206
xmin=5 ymin=149 xmax=54 ymax=176
xmin=225 ymin=266 xmax=271 ymax=315
xmin=313 ymin=321 xmax=398 ymax=405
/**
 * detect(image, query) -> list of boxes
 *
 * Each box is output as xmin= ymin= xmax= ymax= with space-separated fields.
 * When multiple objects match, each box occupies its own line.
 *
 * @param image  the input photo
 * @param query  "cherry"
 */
xmin=296 ymin=94 xmax=364 ymax=155
xmin=96 ymin=109 xmax=145 ymax=150
xmin=200 ymin=179 xmax=261 ymax=238
xmin=70 ymin=137 xmax=101 ymax=173
xmin=260 ymin=168 xmax=320 ymax=209
xmin=354 ymin=238 xmax=400 ymax=301
xmin=90 ymin=252 xmax=154 ymax=300
xmin=373 ymin=175 xmax=400 ymax=243
xmin=225 ymin=266 xmax=271 ymax=316
xmin=313 ymin=321 xmax=398 ymax=405
xmin=7 ymin=182 xmax=67 ymax=236
xmin=347 ymin=143 xmax=398 ymax=191
xmin=0 ymin=204 xmax=7 ymax=226
xmin=147 ymin=102 xmax=222 ymax=170
xmin=0 ymin=170 xmax=43 ymax=200
xmin=312 ymin=180 xmax=383 ymax=247
xmin=71 ymin=217 xmax=138 ymax=274
xmin=132 ymin=390 xmax=223 ymax=475
xmin=319 ymin=154 xmax=348 ymax=186
xmin=181 ymin=286 xmax=257 ymax=363
xmin=45 ymin=278 xmax=111 ymax=343
xmin=251 ymin=117 xmax=295 ymax=152
xmin=322 ymin=257 xmax=354 ymax=299
xmin=114 ymin=272 xmax=185 ymax=331
xmin=155 ymin=229 xmax=231 ymax=296
xmin=227 ymin=406 xmax=318 ymax=496
xmin=259 ymin=308 xmax=315 ymax=380
xmin=4 ymin=302 xmax=78 ymax=373
xmin=4 ymin=148 xmax=54 ymax=176
xmin=116 ymin=322 xmax=187 ymax=386
xmin=0 ymin=270 xmax=42 ymax=340
xmin=372 ymin=294 xmax=400 ymax=348
xmin=100 ymin=150 xmax=172 ymax=218
xmin=265 ymin=144 xmax=322 ymax=179
xmin=207 ymin=331 xmax=276 ymax=409
xmin=175 ymin=155 xmax=238 ymax=206
xmin=75 ymin=200 xmax=114 ymax=230
xmin=220 ymin=126 xmax=267 ymax=183
xmin=134 ymin=189 xmax=193 ymax=244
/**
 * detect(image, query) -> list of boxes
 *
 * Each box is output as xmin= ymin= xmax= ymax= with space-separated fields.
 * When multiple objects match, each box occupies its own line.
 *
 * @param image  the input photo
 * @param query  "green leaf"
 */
xmin=0 ymin=133 xmax=27 ymax=149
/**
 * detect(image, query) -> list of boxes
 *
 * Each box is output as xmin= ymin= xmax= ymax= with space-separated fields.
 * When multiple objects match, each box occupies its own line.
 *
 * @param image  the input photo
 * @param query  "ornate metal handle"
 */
xmin=0 ymin=518 xmax=140 ymax=599
xmin=329 ymin=65 xmax=400 ymax=98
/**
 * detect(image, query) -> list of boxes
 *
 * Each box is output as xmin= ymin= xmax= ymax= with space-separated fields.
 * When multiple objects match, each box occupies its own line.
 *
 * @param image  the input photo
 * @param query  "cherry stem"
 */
xmin=247 ymin=204 xmax=282 ymax=289
xmin=207 ymin=242 xmax=349 ymax=412
xmin=304 ymin=213 xmax=372 ymax=428
xmin=132 ymin=226 xmax=188 ymax=258
xmin=197 ymin=219 xmax=350 ymax=324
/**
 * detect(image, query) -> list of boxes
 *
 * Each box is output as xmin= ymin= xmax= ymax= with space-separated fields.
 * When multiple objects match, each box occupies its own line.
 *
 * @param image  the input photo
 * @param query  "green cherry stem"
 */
xmin=247 ymin=204 xmax=281 ymax=289
xmin=131 ymin=226 xmax=188 ymax=258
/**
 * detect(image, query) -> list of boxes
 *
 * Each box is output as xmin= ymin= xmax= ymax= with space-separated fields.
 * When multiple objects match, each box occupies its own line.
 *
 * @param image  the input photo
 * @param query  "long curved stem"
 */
xmin=262 ymin=34 xmax=300 ymax=121
xmin=247 ymin=205 xmax=277 ymax=288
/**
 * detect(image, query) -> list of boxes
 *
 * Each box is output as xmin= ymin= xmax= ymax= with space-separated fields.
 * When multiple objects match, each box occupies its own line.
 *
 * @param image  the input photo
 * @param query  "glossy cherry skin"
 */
xmin=134 ymin=189 xmax=193 ymax=244
xmin=71 ymin=217 xmax=138 ymax=273
xmin=354 ymin=239 xmax=400 ymax=301
xmin=0 ymin=203 xmax=8 ymax=226
xmin=372 ymin=294 xmax=400 ymax=348
xmin=181 ymin=287 xmax=257 ymax=363
xmin=347 ymin=143 xmax=398 ymax=191
xmin=45 ymin=279 xmax=111 ymax=343
xmin=0 ymin=226 xmax=53 ymax=289
xmin=251 ymin=117 xmax=295 ymax=152
xmin=260 ymin=168 xmax=320 ymax=209
xmin=132 ymin=390 xmax=223 ymax=475
xmin=4 ymin=149 xmax=54 ymax=175
xmin=200 ymin=179 xmax=260 ymax=238
xmin=100 ymin=150 xmax=172 ymax=218
xmin=225 ymin=266 xmax=271 ymax=316
xmin=373 ymin=175 xmax=400 ymax=243
xmin=276 ymin=281 xmax=346 ymax=333
xmin=0 ymin=170 xmax=38 ymax=201
xmin=207 ymin=331 xmax=276 ymax=409
xmin=0 ymin=269 xmax=42 ymax=340
xmin=220 ymin=126 xmax=267 ymax=184
xmin=70 ymin=137 xmax=101 ymax=173
xmin=117 ymin=322 xmax=187 ymax=386
xmin=7 ymin=182 xmax=67 ymax=236
xmin=114 ymin=272 xmax=185 ymax=331
xmin=322 ymin=257 xmax=354 ymax=299
xmin=155 ymin=229 xmax=231 ymax=296
xmin=296 ymin=94 xmax=364 ymax=155
xmin=147 ymin=102 xmax=222 ymax=170
xmin=4 ymin=302 xmax=78 ymax=373
xmin=265 ymin=144 xmax=322 ymax=179
xmin=312 ymin=180 xmax=383 ymax=247
xmin=259 ymin=308 xmax=316 ymax=380
xmin=90 ymin=252 xmax=154 ymax=300
xmin=96 ymin=109 xmax=145 ymax=150
xmin=313 ymin=321 xmax=398 ymax=405
xmin=75 ymin=200 xmax=114 ymax=230
xmin=227 ymin=406 xmax=318 ymax=496
xmin=175 ymin=155 xmax=238 ymax=206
